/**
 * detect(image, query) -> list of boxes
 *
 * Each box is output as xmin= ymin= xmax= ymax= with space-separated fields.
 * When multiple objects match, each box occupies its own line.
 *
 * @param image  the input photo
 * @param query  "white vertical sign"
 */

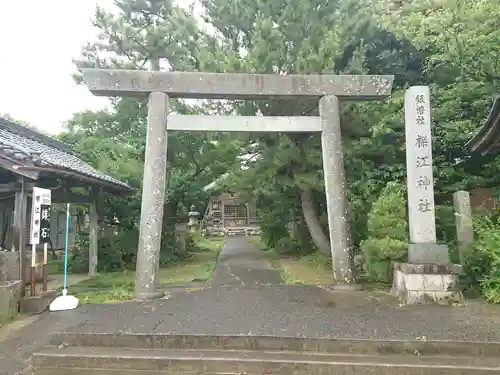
xmin=30 ymin=187 xmax=52 ymax=245
xmin=405 ymin=86 xmax=436 ymax=243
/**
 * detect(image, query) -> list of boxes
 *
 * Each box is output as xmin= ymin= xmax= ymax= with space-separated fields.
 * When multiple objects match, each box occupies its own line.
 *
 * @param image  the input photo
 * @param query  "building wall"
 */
xmin=0 ymin=197 xmax=79 ymax=250
xmin=205 ymin=193 xmax=258 ymax=228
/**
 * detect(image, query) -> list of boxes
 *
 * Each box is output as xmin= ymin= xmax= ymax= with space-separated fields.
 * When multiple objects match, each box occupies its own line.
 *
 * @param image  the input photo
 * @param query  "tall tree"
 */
xmin=195 ymin=0 xmax=433 ymax=254
xmin=65 ymin=0 xmax=242 ymax=266
xmin=67 ymin=0 xmax=500 ymax=269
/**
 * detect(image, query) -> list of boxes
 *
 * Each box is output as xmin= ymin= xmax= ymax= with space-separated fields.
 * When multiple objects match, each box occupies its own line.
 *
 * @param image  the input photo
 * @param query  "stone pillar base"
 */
xmin=391 ymin=263 xmax=464 ymax=305
xmin=134 ymin=289 xmax=165 ymax=301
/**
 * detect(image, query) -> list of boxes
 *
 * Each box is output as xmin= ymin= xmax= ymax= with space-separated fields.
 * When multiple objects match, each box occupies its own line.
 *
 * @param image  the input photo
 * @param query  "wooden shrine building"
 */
xmin=202 ymin=173 xmax=259 ymax=235
xmin=0 ymin=116 xmax=132 ymax=290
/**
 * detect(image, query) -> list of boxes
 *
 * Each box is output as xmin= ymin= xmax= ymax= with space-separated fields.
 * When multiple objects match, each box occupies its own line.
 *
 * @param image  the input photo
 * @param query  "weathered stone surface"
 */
xmin=168 ymin=115 xmax=322 ymax=132
xmin=398 ymin=262 xmax=462 ymax=275
xmin=134 ymin=92 xmax=168 ymax=301
xmin=31 ymin=345 xmax=500 ymax=375
xmin=405 ymin=86 xmax=436 ymax=244
xmin=396 ymin=86 xmax=462 ymax=304
xmin=88 ymin=196 xmax=99 ymax=277
xmin=19 ymin=290 xmax=57 ymax=314
xmin=391 ymin=263 xmax=463 ymax=305
xmin=50 ymin=332 xmax=500 ymax=357
xmin=453 ymin=190 xmax=473 ymax=264
xmin=0 ymin=252 xmax=17 ymax=281
xmin=0 ymin=280 xmax=21 ymax=324
xmin=4 ymin=277 xmax=500 ymax=375
xmin=319 ymin=95 xmax=354 ymax=284
xmin=408 ymin=243 xmax=450 ymax=264
xmin=82 ymin=69 xmax=394 ymax=99
xmin=4 ymin=238 xmax=500 ymax=375
xmin=81 ymin=68 xmax=395 ymax=288
xmin=56 ymin=284 xmax=500 ymax=340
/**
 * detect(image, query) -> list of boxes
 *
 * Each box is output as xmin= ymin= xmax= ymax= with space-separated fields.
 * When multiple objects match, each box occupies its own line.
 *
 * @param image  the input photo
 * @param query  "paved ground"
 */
xmin=0 ymin=308 xmax=83 ymax=375
xmin=0 ymin=274 xmax=93 ymax=375
xmin=2 ymin=236 xmax=500 ymax=374
xmin=211 ymin=236 xmax=282 ymax=286
xmin=57 ymin=284 xmax=500 ymax=341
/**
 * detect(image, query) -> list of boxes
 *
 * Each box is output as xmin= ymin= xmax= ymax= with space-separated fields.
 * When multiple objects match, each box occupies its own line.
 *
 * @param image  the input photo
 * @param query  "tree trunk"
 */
xmin=160 ymin=200 xmax=179 ymax=256
xmin=103 ymin=225 xmax=126 ymax=270
xmin=300 ymin=188 xmax=331 ymax=257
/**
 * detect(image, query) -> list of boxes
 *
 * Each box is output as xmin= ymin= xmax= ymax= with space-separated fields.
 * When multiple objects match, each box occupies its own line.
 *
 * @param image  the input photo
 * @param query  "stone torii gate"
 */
xmin=82 ymin=69 xmax=394 ymax=300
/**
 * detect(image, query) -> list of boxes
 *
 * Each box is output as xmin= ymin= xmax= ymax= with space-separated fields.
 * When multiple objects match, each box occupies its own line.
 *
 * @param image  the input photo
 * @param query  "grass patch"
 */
xmin=280 ymin=253 xmax=333 ymax=285
xmin=280 ymin=270 xmax=301 ymax=285
xmin=77 ymin=287 xmax=133 ymax=304
xmin=249 ymin=235 xmax=391 ymax=288
xmin=72 ymin=236 xmax=224 ymax=304
xmin=196 ymin=236 xmax=225 ymax=252
xmin=247 ymin=235 xmax=334 ymax=284
xmin=247 ymin=235 xmax=267 ymax=251
xmin=247 ymin=235 xmax=282 ymax=267
xmin=280 ymin=254 xmax=392 ymax=288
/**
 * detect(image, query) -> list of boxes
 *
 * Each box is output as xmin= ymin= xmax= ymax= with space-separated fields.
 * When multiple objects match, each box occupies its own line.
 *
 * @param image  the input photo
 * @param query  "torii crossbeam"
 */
xmin=82 ymin=69 xmax=394 ymax=299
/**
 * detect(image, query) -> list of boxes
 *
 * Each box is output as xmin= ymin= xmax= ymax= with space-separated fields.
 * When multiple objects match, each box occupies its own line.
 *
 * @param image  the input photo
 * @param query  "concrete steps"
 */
xmin=31 ymin=334 xmax=500 ymax=375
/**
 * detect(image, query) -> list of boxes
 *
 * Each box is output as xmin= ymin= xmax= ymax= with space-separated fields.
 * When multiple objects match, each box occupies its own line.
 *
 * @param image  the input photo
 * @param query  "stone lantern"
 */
xmin=187 ymin=205 xmax=200 ymax=232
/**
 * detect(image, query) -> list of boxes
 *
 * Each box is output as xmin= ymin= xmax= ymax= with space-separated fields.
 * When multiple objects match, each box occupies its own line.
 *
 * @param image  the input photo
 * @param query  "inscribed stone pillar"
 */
xmin=135 ymin=92 xmax=168 ymax=300
xmin=319 ymin=95 xmax=354 ymax=285
xmin=405 ymin=86 xmax=436 ymax=243
xmin=391 ymin=86 xmax=463 ymax=305
xmin=405 ymin=86 xmax=448 ymax=264
xmin=453 ymin=190 xmax=473 ymax=264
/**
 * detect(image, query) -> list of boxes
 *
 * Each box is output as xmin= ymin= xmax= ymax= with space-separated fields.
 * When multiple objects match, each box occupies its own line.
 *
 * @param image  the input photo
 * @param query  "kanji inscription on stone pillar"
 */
xmin=405 ymin=86 xmax=436 ymax=243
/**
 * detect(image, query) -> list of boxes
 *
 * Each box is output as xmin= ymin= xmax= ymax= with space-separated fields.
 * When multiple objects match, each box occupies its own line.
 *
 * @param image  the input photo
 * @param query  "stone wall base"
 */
xmin=20 ymin=290 xmax=57 ymax=314
xmin=0 ymin=280 xmax=21 ymax=324
xmin=390 ymin=263 xmax=464 ymax=305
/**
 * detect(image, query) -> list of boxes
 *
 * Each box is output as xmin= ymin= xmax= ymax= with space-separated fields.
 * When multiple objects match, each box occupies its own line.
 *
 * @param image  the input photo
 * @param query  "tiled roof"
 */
xmin=465 ymin=96 xmax=500 ymax=157
xmin=0 ymin=117 xmax=131 ymax=190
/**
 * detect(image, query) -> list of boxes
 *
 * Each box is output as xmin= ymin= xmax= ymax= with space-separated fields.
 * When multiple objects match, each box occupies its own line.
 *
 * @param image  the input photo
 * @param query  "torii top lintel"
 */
xmin=82 ymin=69 xmax=394 ymax=100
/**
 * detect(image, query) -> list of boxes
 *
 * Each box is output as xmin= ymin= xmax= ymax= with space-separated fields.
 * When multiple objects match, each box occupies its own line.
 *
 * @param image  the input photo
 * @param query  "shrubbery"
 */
xmin=358 ymin=180 xmax=500 ymax=302
xmin=257 ymin=193 xmax=313 ymax=256
xmin=467 ymin=213 xmax=500 ymax=303
xmin=359 ymin=182 xmax=408 ymax=283
xmin=54 ymin=225 xmax=198 ymax=274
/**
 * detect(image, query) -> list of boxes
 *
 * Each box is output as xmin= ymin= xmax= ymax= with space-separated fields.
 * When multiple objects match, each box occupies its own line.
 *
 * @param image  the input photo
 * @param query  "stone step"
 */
xmin=226 ymin=230 xmax=247 ymax=236
xmin=50 ymin=333 xmax=500 ymax=357
xmin=31 ymin=346 xmax=500 ymax=375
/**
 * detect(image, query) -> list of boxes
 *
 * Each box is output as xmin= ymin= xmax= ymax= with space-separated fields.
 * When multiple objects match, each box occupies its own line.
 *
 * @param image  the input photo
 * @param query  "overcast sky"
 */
xmin=0 ymin=0 xmax=198 ymax=135
xmin=0 ymin=1 xmax=113 ymax=133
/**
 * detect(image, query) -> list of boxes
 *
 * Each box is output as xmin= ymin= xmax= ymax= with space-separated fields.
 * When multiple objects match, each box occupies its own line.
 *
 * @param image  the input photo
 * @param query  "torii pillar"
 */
xmin=82 ymin=70 xmax=394 ymax=299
